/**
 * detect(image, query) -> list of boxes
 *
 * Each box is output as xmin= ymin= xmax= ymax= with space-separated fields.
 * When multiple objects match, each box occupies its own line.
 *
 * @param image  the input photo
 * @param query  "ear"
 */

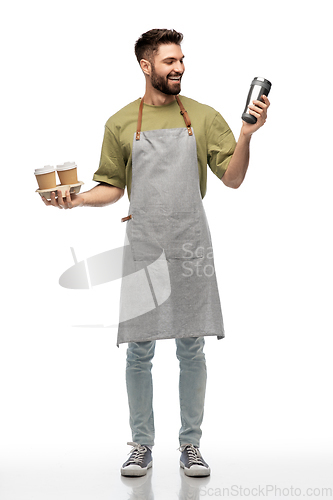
xmin=140 ymin=58 xmax=151 ymax=76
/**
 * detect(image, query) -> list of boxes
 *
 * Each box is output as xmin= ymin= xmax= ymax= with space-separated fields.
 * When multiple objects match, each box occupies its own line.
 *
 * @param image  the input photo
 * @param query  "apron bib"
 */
xmin=117 ymin=97 xmax=224 ymax=345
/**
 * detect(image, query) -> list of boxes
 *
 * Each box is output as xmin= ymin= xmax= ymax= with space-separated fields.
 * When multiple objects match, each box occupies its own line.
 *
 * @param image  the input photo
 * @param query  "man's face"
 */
xmin=149 ymin=43 xmax=185 ymax=95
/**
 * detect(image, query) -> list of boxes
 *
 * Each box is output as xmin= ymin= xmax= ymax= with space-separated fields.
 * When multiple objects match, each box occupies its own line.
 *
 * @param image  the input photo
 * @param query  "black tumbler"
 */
xmin=242 ymin=77 xmax=272 ymax=124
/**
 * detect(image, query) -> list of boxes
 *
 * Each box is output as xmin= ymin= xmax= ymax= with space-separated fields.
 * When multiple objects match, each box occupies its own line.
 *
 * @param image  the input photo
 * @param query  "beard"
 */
xmin=150 ymin=64 xmax=182 ymax=96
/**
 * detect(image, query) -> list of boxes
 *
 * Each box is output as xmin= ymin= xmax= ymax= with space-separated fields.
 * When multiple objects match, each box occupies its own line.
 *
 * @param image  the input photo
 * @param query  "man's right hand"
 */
xmin=41 ymin=190 xmax=84 ymax=209
xmin=40 ymin=183 xmax=124 ymax=209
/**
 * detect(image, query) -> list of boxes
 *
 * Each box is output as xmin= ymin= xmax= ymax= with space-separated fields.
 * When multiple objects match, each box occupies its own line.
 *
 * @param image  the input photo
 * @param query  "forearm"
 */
xmin=222 ymin=130 xmax=251 ymax=189
xmin=222 ymin=94 xmax=270 ymax=189
xmin=43 ymin=182 xmax=125 ymax=209
xmin=80 ymin=183 xmax=124 ymax=207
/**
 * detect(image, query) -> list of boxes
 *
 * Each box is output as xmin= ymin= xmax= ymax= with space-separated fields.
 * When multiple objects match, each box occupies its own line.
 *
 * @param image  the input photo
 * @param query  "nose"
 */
xmin=174 ymin=60 xmax=184 ymax=74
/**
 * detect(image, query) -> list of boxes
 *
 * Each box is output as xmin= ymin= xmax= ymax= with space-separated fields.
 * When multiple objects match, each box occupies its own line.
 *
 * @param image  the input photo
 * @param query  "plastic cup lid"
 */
xmin=56 ymin=162 xmax=77 ymax=171
xmin=34 ymin=165 xmax=55 ymax=175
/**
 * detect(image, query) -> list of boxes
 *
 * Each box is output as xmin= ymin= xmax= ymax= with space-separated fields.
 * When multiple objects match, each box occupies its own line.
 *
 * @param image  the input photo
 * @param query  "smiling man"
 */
xmin=144 ymin=43 xmax=184 ymax=97
xmin=42 ymin=28 xmax=269 ymax=478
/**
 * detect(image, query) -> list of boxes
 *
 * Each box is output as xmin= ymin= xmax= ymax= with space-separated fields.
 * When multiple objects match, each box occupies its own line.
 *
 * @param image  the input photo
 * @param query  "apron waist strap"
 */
xmin=136 ymin=96 xmax=193 ymax=140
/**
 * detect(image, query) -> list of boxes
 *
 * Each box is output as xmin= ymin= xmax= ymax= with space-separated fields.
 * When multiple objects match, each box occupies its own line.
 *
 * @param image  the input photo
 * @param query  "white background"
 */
xmin=1 ymin=0 xmax=332 ymax=497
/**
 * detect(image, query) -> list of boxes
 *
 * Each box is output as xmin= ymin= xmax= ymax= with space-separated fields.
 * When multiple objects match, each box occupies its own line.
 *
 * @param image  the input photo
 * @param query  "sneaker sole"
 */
xmin=121 ymin=460 xmax=152 ymax=477
xmin=180 ymin=460 xmax=211 ymax=477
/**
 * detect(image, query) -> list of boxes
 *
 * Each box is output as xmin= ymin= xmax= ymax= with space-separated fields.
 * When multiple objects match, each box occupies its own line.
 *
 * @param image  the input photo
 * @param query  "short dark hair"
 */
xmin=134 ymin=29 xmax=183 ymax=64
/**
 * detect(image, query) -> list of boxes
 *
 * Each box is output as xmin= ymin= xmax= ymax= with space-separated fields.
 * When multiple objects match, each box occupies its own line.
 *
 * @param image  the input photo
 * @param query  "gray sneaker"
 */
xmin=179 ymin=444 xmax=211 ymax=477
xmin=121 ymin=442 xmax=153 ymax=477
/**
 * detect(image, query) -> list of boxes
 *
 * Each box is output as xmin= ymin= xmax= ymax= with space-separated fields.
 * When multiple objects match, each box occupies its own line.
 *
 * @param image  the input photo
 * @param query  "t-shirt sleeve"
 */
xmin=207 ymin=112 xmax=236 ymax=179
xmin=92 ymin=124 xmax=126 ymax=189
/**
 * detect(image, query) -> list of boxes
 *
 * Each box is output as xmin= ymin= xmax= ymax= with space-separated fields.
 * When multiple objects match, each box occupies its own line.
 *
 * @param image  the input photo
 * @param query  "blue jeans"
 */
xmin=125 ymin=337 xmax=207 ymax=447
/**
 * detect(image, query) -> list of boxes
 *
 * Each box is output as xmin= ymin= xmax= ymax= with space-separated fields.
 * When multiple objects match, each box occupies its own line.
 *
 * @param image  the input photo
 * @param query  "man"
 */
xmin=42 ymin=29 xmax=270 ymax=477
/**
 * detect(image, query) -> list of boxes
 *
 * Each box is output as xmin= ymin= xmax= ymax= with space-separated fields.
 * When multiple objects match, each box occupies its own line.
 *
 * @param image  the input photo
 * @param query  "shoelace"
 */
xmin=179 ymin=444 xmax=206 ymax=466
xmin=126 ymin=441 xmax=148 ymax=465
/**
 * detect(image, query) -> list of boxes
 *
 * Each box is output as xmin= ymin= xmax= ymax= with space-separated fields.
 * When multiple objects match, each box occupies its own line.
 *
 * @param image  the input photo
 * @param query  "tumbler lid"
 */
xmin=252 ymin=77 xmax=272 ymax=89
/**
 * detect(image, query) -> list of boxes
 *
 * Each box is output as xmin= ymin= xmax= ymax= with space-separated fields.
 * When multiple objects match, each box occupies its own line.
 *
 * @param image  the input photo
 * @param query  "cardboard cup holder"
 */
xmin=36 ymin=181 xmax=84 ymax=200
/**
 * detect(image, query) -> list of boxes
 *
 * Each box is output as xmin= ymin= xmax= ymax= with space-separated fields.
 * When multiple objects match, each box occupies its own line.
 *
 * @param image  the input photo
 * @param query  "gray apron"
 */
xmin=117 ymin=96 xmax=224 ymax=345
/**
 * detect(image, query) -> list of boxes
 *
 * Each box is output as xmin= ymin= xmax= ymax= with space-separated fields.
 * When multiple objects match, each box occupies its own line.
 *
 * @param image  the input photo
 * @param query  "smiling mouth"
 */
xmin=168 ymin=75 xmax=182 ymax=81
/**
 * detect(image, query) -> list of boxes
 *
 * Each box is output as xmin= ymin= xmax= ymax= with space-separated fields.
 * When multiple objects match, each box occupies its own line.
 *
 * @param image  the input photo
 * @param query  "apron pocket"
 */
xmin=167 ymin=211 xmax=203 ymax=259
xmin=130 ymin=209 xmax=202 ymax=261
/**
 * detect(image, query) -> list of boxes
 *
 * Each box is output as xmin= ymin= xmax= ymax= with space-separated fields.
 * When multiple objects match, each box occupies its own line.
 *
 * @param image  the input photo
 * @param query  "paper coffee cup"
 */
xmin=56 ymin=162 xmax=78 ymax=185
xmin=34 ymin=166 xmax=57 ymax=190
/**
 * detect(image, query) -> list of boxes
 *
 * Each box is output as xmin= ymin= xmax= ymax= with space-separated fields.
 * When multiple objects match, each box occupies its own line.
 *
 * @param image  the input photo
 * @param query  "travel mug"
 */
xmin=242 ymin=77 xmax=272 ymax=124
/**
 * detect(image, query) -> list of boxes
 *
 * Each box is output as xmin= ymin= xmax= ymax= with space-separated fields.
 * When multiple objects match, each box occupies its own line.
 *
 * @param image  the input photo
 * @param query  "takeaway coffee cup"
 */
xmin=34 ymin=166 xmax=57 ymax=190
xmin=56 ymin=162 xmax=78 ymax=185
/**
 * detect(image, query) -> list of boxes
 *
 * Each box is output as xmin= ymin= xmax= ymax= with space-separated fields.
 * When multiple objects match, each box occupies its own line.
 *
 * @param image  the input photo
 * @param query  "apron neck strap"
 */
xmin=136 ymin=96 xmax=193 ymax=141
xmin=175 ymin=96 xmax=193 ymax=136
xmin=136 ymin=98 xmax=144 ymax=141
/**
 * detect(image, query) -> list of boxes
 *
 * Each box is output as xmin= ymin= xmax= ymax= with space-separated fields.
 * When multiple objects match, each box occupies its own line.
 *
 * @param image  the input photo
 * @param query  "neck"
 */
xmin=143 ymin=84 xmax=177 ymax=106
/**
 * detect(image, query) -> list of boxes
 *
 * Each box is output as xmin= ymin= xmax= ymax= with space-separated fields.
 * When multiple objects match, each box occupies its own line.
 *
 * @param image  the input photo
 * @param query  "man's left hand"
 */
xmin=241 ymin=94 xmax=270 ymax=136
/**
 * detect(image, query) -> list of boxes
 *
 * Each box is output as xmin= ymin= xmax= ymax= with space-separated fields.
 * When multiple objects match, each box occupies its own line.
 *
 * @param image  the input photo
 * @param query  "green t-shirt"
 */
xmin=93 ymin=95 xmax=236 ymax=200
